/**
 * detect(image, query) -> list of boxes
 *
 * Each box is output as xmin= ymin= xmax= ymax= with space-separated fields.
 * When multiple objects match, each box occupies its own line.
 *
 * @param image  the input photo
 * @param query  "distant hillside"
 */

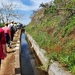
xmin=26 ymin=0 xmax=75 ymax=75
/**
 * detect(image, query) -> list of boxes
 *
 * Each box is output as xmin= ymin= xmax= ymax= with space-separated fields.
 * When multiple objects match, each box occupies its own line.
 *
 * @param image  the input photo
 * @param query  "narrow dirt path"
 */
xmin=0 ymin=30 xmax=21 ymax=75
xmin=0 ymin=52 xmax=15 ymax=75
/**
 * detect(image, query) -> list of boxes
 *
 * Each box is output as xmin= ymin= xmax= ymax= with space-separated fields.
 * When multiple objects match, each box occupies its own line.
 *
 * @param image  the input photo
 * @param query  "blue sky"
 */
xmin=0 ymin=0 xmax=52 ymax=25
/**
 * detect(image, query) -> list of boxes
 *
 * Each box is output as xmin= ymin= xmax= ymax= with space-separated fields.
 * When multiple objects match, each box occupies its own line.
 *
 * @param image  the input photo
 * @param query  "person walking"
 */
xmin=8 ymin=21 xmax=15 ymax=41
xmin=0 ymin=28 xmax=7 ymax=66
xmin=3 ymin=22 xmax=11 ymax=48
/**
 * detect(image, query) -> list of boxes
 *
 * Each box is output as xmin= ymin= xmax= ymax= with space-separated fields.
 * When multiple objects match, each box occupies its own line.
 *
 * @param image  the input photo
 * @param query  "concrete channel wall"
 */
xmin=25 ymin=32 xmax=71 ymax=75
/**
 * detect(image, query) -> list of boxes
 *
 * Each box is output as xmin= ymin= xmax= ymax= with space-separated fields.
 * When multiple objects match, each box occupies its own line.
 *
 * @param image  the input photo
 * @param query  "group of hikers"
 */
xmin=0 ymin=21 xmax=17 ymax=67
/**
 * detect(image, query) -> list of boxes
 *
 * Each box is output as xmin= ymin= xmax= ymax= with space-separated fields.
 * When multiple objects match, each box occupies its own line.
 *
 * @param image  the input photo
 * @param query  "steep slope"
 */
xmin=26 ymin=1 xmax=75 ymax=75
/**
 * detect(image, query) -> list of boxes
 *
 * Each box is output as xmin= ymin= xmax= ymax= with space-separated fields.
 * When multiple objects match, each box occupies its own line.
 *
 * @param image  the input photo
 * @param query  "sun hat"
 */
xmin=5 ymin=22 xmax=8 ymax=25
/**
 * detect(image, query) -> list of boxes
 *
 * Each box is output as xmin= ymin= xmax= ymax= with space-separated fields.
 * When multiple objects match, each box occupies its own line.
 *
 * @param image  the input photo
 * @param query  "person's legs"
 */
xmin=0 ymin=59 xmax=1 ymax=71
xmin=0 ymin=59 xmax=1 ymax=67
xmin=11 ymin=34 xmax=13 ymax=41
xmin=5 ymin=33 xmax=12 ymax=48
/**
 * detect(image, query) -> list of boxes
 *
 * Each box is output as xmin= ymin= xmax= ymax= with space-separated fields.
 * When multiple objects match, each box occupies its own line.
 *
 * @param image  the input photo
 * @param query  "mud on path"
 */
xmin=0 ymin=30 xmax=21 ymax=75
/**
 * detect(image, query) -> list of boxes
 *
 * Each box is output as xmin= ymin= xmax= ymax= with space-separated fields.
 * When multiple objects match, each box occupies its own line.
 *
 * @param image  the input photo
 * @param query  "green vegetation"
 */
xmin=0 ymin=23 xmax=4 ymax=27
xmin=26 ymin=0 xmax=75 ymax=75
xmin=62 ymin=15 xmax=75 ymax=37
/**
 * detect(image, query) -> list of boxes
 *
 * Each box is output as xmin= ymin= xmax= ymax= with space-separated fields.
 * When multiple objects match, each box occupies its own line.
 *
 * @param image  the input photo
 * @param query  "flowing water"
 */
xmin=20 ymin=33 xmax=40 ymax=75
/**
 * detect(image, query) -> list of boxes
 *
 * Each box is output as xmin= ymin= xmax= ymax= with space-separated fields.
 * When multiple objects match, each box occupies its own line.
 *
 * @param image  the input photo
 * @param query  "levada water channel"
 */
xmin=20 ymin=28 xmax=48 ymax=75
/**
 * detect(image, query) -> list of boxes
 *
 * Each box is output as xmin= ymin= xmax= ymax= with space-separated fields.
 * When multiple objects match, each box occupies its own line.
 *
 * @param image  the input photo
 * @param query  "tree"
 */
xmin=0 ymin=1 xmax=24 ymax=23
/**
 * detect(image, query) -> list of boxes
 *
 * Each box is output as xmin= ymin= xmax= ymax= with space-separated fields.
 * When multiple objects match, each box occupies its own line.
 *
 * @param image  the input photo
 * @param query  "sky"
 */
xmin=0 ymin=0 xmax=53 ymax=25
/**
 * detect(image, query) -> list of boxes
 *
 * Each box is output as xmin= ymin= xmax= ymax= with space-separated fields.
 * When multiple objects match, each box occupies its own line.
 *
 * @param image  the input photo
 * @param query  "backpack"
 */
xmin=10 ymin=25 xmax=15 ymax=34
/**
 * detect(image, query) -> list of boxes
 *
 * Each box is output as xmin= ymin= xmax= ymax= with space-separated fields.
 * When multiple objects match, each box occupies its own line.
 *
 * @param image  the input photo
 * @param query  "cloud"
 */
xmin=0 ymin=0 xmax=53 ymax=25
xmin=19 ymin=0 xmax=53 ymax=11
xmin=0 ymin=0 xmax=53 ymax=11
